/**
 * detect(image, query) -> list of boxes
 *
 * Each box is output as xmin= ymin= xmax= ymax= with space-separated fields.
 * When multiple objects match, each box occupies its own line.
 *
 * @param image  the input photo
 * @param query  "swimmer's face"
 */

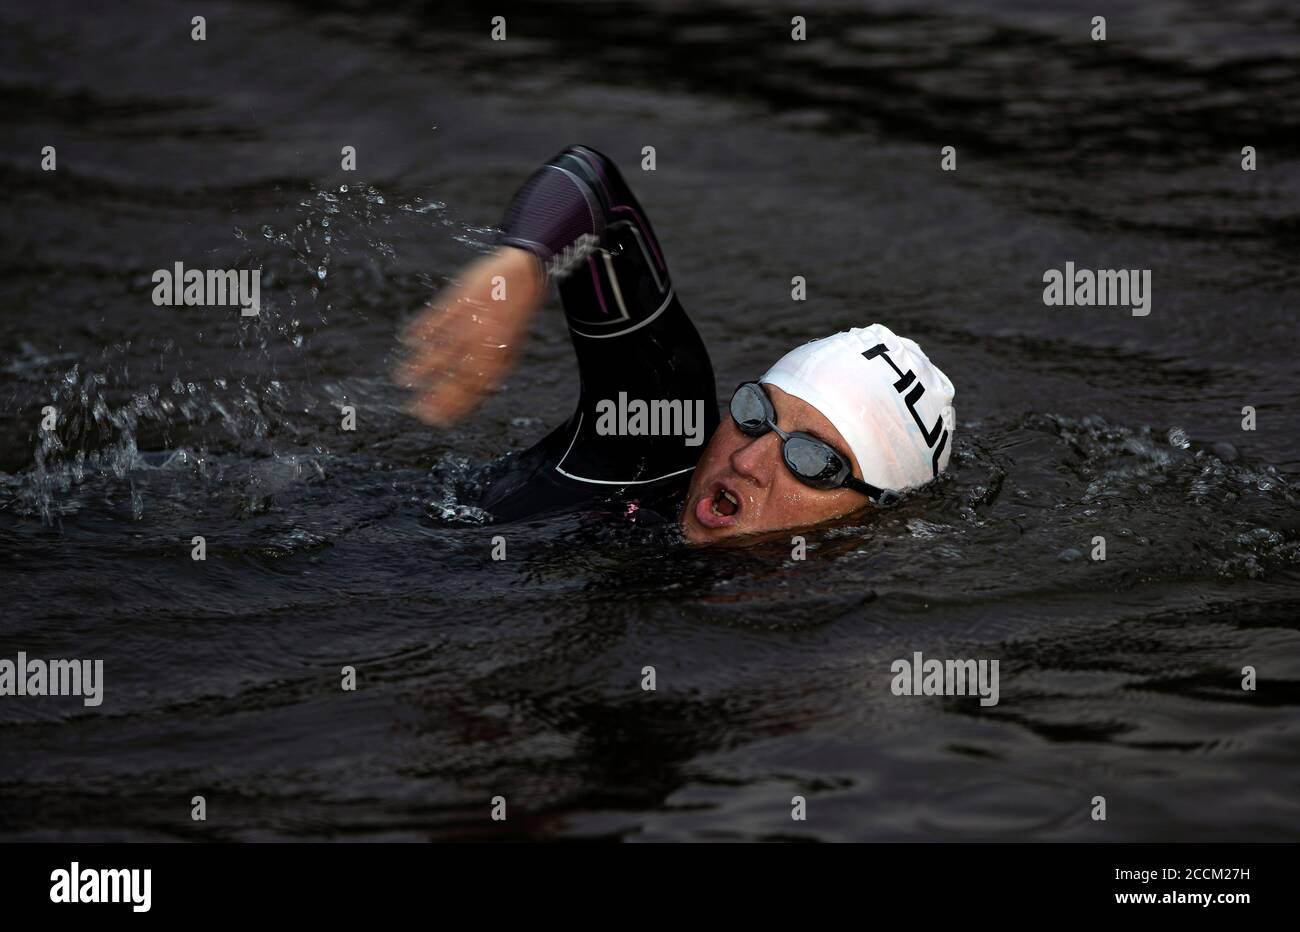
xmin=682 ymin=384 xmax=869 ymax=544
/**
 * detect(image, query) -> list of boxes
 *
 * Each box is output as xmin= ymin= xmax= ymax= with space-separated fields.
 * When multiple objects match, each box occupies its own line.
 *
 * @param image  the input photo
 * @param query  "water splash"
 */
xmin=8 ymin=182 xmax=498 ymax=525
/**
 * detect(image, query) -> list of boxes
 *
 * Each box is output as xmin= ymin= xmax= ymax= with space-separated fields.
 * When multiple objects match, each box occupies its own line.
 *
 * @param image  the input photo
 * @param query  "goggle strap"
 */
xmin=843 ymin=475 xmax=890 ymax=502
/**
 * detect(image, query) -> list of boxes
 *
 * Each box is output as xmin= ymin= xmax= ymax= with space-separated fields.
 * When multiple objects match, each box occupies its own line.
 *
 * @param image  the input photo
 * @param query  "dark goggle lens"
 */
xmin=730 ymin=384 xmax=770 ymax=434
xmin=783 ymin=435 xmax=846 ymax=488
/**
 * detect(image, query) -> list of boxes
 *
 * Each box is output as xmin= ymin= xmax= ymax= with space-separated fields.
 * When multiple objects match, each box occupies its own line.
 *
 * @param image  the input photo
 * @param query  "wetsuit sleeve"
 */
xmin=480 ymin=146 xmax=718 ymax=519
xmin=497 ymin=154 xmax=606 ymax=280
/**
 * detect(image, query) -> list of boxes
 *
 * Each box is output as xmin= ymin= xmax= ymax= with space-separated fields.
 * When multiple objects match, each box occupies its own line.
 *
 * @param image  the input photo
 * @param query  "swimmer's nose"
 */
xmin=729 ymin=430 xmax=780 ymax=490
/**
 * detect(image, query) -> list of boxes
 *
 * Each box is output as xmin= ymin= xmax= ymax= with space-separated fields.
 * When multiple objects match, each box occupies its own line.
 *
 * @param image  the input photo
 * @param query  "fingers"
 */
xmin=398 ymin=305 xmax=448 ymax=350
xmin=392 ymin=286 xmax=491 ymax=387
xmin=392 ymin=294 xmax=506 ymax=388
xmin=393 ymin=248 xmax=543 ymax=426
xmin=396 ymin=323 xmax=521 ymax=425
xmin=407 ymin=375 xmax=486 ymax=427
xmin=398 ymin=286 xmax=481 ymax=350
xmin=404 ymin=340 xmax=519 ymax=426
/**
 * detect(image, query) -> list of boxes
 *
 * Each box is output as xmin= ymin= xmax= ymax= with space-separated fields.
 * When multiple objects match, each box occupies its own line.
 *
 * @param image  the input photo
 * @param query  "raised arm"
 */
xmin=395 ymin=146 xmax=628 ymax=426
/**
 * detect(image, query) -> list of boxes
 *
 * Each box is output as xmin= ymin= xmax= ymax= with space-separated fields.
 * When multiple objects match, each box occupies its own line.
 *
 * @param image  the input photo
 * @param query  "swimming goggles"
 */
xmin=729 ymin=382 xmax=892 ymax=502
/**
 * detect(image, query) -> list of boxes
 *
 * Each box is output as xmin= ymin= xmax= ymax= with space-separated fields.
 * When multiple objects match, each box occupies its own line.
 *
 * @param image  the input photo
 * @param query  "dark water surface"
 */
xmin=1 ymin=0 xmax=1298 ymax=840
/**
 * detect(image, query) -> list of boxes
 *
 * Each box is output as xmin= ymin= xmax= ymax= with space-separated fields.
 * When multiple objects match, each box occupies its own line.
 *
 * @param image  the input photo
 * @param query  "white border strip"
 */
xmin=570 ymin=288 xmax=675 ymax=339
xmin=554 ymin=410 xmax=696 ymax=485
xmin=555 ymin=464 xmax=696 ymax=486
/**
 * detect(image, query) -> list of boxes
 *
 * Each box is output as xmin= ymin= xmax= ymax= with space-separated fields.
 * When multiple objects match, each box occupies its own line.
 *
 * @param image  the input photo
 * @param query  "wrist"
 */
xmin=494 ymin=246 xmax=546 ymax=306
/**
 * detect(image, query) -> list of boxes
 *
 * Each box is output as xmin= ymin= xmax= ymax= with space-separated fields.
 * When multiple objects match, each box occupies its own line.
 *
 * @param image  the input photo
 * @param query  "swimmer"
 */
xmin=395 ymin=146 xmax=956 ymax=544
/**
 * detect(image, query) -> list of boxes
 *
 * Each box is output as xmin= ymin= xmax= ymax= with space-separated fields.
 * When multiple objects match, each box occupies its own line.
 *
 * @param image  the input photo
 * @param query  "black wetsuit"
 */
xmin=477 ymin=145 xmax=718 ymax=520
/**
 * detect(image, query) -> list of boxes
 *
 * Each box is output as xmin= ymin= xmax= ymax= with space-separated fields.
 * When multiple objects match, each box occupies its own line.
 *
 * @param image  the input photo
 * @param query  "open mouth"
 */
xmin=713 ymin=487 xmax=739 ymax=516
xmin=693 ymin=482 xmax=742 ymax=529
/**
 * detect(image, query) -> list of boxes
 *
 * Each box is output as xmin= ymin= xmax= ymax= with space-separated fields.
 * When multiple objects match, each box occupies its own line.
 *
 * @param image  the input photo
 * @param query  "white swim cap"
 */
xmin=759 ymin=324 xmax=956 ymax=493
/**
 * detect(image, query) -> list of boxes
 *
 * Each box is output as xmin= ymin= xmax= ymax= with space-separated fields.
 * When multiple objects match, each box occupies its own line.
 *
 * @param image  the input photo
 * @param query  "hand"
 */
xmin=393 ymin=247 xmax=545 ymax=426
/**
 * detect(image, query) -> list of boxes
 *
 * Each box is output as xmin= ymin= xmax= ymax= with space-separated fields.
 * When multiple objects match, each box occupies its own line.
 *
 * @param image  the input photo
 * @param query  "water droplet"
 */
xmin=1213 ymin=441 xmax=1239 ymax=462
xmin=339 ymin=184 xmax=348 ymax=193
xmin=317 ymin=267 xmax=327 ymax=281
xmin=1167 ymin=427 xmax=1189 ymax=449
